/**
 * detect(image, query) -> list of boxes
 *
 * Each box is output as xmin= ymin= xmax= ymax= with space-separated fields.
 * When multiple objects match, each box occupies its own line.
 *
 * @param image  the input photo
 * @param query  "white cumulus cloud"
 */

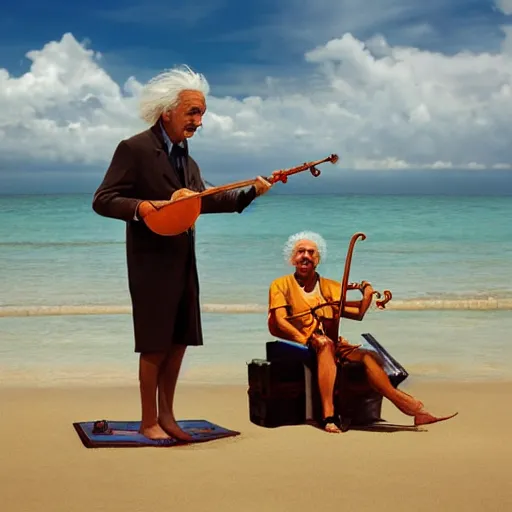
xmin=496 ymin=0 xmax=512 ymax=15
xmin=1 ymin=30 xmax=512 ymax=174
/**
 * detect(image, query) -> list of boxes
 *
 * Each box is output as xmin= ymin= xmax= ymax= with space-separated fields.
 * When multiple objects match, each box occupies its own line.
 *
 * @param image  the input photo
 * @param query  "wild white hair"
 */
xmin=138 ymin=65 xmax=210 ymax=125
xmin=283 ymin=231 xmax=327 ymax=265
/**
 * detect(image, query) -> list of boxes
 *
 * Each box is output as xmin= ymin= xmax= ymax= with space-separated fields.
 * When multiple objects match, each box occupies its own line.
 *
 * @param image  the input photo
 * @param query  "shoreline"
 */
xmin=2 ymin=296 xmax=512 ymax=318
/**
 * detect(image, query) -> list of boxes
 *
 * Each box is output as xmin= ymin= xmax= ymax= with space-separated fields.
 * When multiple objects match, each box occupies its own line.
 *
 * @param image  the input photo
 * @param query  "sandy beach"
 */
xmin=1 ymin=379 xmax=511 ymax=512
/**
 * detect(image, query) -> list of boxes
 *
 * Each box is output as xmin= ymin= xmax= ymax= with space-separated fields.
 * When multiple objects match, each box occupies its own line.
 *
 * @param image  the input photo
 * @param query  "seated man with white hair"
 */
xmin=267 ymin=231 xmax=457 ymax=433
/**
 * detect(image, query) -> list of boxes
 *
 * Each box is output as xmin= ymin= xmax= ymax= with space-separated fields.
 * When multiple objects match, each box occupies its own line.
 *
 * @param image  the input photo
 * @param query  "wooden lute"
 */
xmin=143 ymin=153 xmax=339 ymax=236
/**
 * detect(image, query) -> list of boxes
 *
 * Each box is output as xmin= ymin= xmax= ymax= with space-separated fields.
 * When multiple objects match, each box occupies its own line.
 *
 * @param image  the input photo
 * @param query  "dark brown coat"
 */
xmin=92 ymin=123 xmax=257 ymax=352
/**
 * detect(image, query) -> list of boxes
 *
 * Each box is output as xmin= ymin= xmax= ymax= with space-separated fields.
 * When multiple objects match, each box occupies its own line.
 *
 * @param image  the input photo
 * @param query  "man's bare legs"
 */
xmin=310 ymin=335 xmax=457 ymax=433
xmin=139 ymin=345 xmax=193 ymax=441
xmin=358 ymin=352 xmax=457 ymax=425
xmin=311 ymin=338 xmax=342 ymax=433
xmin=157 ymin=344 xmax=193 ymax=441
xmin=139 ymin=352 xmax=169 ymax=439
xmin=316 ymin=343 xmax=340 ymax=432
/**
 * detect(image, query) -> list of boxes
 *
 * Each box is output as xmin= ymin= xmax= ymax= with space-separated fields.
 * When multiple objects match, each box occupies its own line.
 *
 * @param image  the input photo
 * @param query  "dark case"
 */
xmin=247 ymin=358 xmax=306 ymax=428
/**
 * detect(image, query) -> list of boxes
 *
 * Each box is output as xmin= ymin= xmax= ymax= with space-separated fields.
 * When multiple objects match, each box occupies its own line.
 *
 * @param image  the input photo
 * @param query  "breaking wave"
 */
xmin=1 ymin=297 xmax=512 ymax=318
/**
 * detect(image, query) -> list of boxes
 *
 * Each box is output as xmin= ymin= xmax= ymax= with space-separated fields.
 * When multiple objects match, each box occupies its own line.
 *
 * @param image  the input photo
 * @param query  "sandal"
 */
xmin=321 ymin=415 xmax=342 ymax=433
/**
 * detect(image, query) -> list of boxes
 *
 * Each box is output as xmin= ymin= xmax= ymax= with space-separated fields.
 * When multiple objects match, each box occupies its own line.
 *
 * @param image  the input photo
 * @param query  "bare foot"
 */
xmin=159 ymin=417 xmax=193 ymax=442
xmin=414 ymin=411 xmax=458 ymax=426
xmin=140 ymin=423 xmax=171 ymax=440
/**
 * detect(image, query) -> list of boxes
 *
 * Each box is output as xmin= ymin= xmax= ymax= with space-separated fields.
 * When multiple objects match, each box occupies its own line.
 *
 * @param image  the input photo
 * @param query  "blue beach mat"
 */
xmin=73 ymin=419 xmax=240 ymax=448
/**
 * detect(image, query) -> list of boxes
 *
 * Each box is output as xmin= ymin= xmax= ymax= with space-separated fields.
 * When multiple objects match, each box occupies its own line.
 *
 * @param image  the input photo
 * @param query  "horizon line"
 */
xmin=1 ymin=191 xmax=511 ymax=198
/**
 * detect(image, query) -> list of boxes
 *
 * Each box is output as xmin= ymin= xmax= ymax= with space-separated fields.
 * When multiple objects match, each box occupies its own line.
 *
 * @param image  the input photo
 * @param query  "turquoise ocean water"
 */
xmin=0 ymin=193 xmax=511 ymax=386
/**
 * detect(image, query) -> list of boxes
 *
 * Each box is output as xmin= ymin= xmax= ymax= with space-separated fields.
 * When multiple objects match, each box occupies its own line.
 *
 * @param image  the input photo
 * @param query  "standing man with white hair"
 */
xmin=92 ymin=65 xmax=271 ymax=441
xmin=268 ymin=232 xmax=457 ymax=433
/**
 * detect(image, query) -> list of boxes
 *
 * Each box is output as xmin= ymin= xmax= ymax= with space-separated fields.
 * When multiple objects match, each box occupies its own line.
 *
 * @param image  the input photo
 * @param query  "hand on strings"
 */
xmin=337 ymin=336 xmax=361 ymax=349
xmin=350 ymin=280 xmax=374 ymax=293
xmin=309 ymin=333 xmax=333 ymax=349
xmin=137 ymin=200 xmax=171 ymax=218
xmin=361 ymin=281 xmax=374 ymax=293
xmin=172 ymin=188 xmax=200 ymax=200
xmin=253 ymin=176 xmax=272 ymax=196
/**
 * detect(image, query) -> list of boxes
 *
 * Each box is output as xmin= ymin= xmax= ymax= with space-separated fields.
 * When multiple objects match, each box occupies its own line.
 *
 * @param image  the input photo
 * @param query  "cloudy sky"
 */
xmin=1 ymin=0 xmax=512 ymax=194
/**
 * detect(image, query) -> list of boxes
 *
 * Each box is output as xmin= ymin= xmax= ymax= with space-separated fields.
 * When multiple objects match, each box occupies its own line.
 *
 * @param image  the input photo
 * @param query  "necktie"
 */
xmin=170 ymin=144 xmax=186 ymax=186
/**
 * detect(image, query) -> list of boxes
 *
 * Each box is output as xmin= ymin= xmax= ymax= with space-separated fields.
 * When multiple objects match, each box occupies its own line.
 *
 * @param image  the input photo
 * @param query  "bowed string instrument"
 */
xmin=284 ymin=232 xmax=393 ymax=349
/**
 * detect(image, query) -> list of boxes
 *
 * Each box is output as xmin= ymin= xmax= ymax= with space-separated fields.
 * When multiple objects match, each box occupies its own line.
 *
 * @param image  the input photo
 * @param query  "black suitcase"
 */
xmin=334 ymin=362 xmax=384 ymax=427
xmin=247 ymin=358 xmax=306 ymax=428
xmin=263 ymin=341 xmax=383 ymax=426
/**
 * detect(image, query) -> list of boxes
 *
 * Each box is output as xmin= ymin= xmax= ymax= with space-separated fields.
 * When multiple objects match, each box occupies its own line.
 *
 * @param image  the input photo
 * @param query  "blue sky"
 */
xmin=2 ymin=0 xmax=509 ymax=92
xmin=1 ymin=0 xmax=512 ymax=194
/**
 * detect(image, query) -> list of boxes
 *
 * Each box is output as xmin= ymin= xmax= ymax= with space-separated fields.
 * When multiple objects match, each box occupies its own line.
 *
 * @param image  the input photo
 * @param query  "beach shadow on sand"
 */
xmin=307 ymin=419 xmax=426 ymax=434
xmin=344 ymin=422 xmax=426 ymax=434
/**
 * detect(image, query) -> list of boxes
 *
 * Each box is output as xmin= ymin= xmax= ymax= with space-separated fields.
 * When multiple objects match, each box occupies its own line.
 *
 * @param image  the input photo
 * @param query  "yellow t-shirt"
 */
xmin=267 ymin=274 xmax=342 ymax=341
